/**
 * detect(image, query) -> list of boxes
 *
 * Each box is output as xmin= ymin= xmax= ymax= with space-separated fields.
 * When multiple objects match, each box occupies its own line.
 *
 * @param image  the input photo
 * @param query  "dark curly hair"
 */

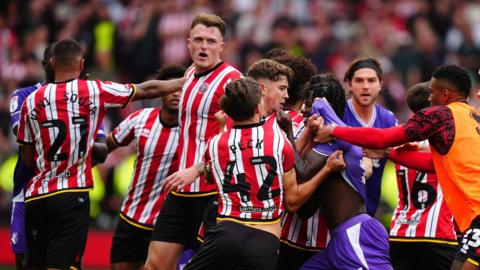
xmin=432 ymin=64 xmax=472 ymax=98
xmin=221 ymin=78 xmax=262 ymax=121
xmin=307 ymin=73 xmax=346 ymax=119
xmin=269 ymin=54 xmax=317 ymax=106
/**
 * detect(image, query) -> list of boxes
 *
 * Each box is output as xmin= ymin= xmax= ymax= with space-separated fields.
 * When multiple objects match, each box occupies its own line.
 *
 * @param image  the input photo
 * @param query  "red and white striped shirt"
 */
xmin=285 ymin=110 xmax=304 ymax=136
xmin=205 ymin=118 xmax=295 ymax=223
xmin=17 ymin=79 xmax=134 ymax=201
xmin=281 ymin=209 xmax=329 ymax=250
xmin=112 ymin=108 xmax=179 ymax=229
xmin=281 ymin=110 xmax=328 ymax=250
xmin=390 ymin=142 xmax=456 ymax=243
xmin=176 ymin=62 xmax=241 ymax=195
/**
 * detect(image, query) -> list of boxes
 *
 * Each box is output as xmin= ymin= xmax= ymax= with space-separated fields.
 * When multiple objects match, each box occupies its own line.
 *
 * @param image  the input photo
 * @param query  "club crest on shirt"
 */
xmin=10 ymin=96 xmax=18 ymax=113
xmin=198 ymin=82 xmax=209 ymax=94
xmin=141 ymin=128 xmax=150 ymax=137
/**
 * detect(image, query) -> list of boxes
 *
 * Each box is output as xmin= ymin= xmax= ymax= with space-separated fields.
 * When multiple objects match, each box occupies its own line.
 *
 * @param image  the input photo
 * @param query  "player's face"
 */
xmin=261 ymin=75 xmax=289 ymax=116
xmin=162 ymin=89 xmax=181 ymax=112
xmin=428 ymin=78 xmax=447 ymax=106
xmin=348 ymin=68 xmax=382 ymax=108
xmin=188 ymin=24 xmax=225 ymax=73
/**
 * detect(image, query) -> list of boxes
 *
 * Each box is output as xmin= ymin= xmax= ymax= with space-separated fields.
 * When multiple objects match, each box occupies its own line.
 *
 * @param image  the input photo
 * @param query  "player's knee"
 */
xmin=145 ymin=241 xmax=179 ymax=270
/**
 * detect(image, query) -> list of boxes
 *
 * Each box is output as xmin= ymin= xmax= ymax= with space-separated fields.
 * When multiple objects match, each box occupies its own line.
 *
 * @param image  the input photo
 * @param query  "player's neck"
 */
xmin=194 ymin=60 xmax=222 ymax=74
xmin=54 ymin=71 xmax=81 ymax=83
xmin=232 ymin=114 xmax=261 ymax=127
xmin=160 ymin=109 xmax=178 ymax=128
xmin=351 ymin=99 xmax=375 ymax=124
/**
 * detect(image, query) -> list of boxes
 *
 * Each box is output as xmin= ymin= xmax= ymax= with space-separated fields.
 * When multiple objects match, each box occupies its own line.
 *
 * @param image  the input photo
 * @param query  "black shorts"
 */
xmin=25 ymin=191 xmax=90 ymax=270
xmin=110 ymin=216 xmax=152 ymax=264
xmin=276 ymin=242 xmax=319 ymax=270
xmin=456 ymin=215 xmax=480 ymax=266
xmin=390 ymin=240 xmax=457 ymax=270
xmin=151 ymin=193 xmax=216 ymax=251
xmin=184 ymin=221 xmax=280 ymax=270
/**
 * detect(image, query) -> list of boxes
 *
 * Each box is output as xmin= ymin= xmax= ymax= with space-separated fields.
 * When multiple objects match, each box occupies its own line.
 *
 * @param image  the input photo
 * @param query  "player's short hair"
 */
xmin=221 ymin=78 xmax=261 ymax=121
xmin=43 ymin=42 xmax=56 ymax=63
xmin=191 ymin=13 xmax=226 ymax=38
xmin=344 ymin=57 xmax=382 ymax=83
xmin=156 ymin=65 xmax=186 ymax=80
xmin=406 ymin=82 xmax=430 ymax=113
xmin=52 ymin=39 xmax=83 ymax=70
xmin=270 ymin=54 xmax=317 ymax=105
xmin=42 ymin=42 xmax=56 ymax=83
xmin=432 ymin=64 xmax=472 ymax=98
xmin=247 ymin=59 xmax=293 ymax=82
xmin=307 ymin=73 xmax=346 ymax=119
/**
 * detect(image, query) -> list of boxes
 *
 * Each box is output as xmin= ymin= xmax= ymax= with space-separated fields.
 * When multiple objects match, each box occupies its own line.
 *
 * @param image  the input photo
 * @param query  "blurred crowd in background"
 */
xmin=1 ymin=0 xmax=480 ymax=229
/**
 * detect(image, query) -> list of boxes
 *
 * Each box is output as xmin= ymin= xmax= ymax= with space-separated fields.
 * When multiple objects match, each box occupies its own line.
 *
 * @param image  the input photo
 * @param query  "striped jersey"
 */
xmin=281 ymin=109 xmax=328 ymax=250
xmin=281 ymin=209 xmax=329 ymax=250
xmin=389 ymin=142 xmax=456 ymax=243
xmin=17 ymin=79 xmax=134 ymax=201
xmin=285 ymin=109 xmax=304 ymax=136
xmin=112 ymin=108 xmax=179 ymax=229
xmin=176 ymin=62 xmax=241 ymax=195
xmin=205 ymin=117 xmax=295 ymax=223
xmin=9 ymin=82 xmax=106 ymax=203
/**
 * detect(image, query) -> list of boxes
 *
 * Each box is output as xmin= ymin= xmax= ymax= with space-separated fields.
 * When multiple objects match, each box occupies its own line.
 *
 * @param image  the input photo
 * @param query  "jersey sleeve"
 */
xmin=9 ymin=88 xmax=31 ymax=131
xmin=98 ymin=80 xmax=135 ymax=109
xmin=95 ymin=121 xmax=106 ymax=140
xmin=403 ymin=106 xmax=452 ymax=142
xmin=111 ymin=110 xmax=141 ymax=146
xmin=16 ymin=99 xmax=33 ymax=145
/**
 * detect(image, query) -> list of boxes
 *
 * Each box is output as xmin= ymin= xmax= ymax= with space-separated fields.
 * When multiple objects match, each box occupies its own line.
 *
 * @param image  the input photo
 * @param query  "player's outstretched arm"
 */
xmin=163 ymin=162 xmax=206 ymax=192
xmin=132 ymin=77 xmax=185 ymax=101
xmin=283 ymin=150 xmax=345 ymax=212
xmin=315 ymin=124 xmax=409 ymax=149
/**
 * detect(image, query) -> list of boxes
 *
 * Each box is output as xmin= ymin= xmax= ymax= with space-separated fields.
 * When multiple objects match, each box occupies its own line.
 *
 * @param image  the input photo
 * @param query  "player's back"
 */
xmin=17 ymin=79 xmax=134 ymax=200
xmin=206 ymin=117 xmax=291 ymax=223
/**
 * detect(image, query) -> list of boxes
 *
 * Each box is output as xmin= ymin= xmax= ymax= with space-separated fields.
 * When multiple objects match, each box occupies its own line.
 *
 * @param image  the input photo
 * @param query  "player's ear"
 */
xmin=79 ymin=59 xmax=85 ymax=72
xmin=258 ymin=82 xmax=266 ymax=96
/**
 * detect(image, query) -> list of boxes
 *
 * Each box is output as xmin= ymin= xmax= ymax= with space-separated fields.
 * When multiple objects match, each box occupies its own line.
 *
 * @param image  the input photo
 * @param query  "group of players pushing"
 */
xmin=9 ymin=12 xmax=480 ymax=270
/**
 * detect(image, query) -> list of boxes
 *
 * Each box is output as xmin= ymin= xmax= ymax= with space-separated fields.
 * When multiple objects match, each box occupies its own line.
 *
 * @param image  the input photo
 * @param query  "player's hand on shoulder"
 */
xmin=325 ymin=150 xmax=345 ymax=172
